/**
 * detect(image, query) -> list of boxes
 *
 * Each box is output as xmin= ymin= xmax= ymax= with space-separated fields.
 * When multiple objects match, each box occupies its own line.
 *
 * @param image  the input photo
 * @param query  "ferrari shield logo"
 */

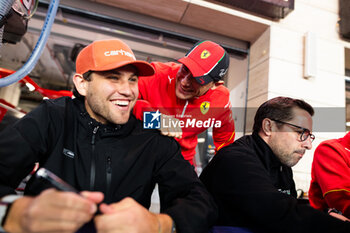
xmin=200 ymin=50 xmax=211 ymax=59
xmin=200 ymin=101 xmax=210 ymax=115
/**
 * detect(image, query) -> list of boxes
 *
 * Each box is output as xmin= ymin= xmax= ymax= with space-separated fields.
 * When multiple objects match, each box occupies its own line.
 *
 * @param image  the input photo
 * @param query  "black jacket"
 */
xmin=200 ymin=133 xmax=350 ymax=233
xmin=0 ymin=97 xmax=217 ymax=233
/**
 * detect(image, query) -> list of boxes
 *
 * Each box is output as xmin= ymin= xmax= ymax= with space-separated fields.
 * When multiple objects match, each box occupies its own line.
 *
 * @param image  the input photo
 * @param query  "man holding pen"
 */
xmin=0 ymin=39 xmax=217 ymax=233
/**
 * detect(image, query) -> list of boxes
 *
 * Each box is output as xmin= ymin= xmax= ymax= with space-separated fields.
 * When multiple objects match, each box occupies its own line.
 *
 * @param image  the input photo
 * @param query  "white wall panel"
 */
xmin=268 ymin=59 xmax=345 ymax=107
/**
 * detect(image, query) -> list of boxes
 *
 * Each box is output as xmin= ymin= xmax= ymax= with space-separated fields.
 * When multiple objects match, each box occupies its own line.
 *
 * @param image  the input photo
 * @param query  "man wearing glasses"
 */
xmin=200 ymin=96 xmax=350 ymax=233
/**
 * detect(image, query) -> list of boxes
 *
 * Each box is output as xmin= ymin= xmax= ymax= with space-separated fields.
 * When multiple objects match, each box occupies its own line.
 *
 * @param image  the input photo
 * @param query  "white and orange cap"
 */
xmin=76 ymin=39 xmax=154 ymax=76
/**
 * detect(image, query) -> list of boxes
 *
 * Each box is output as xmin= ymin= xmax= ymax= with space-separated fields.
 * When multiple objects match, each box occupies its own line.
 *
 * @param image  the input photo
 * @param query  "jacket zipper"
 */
xmin=180 ymin=100 xmax=188 ymax=117
xmin=106 ymin=156 xmax=112 ymax=198
xmin=90 ymin=125 xmax=99 ymax=191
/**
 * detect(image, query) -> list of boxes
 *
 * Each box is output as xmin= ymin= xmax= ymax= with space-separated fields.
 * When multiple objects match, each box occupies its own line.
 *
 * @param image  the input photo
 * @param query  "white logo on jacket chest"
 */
xmin=63 ymin=148 xmax=75 ymax=158
xmin=278 ymin=189 xmax=291 ymax=195
xmin=168 ymin=75 xmax=174 ymax=84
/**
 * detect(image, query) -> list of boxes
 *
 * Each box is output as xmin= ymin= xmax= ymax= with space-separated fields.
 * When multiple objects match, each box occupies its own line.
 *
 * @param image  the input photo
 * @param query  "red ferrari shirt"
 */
xmin=309 ymin=131 xmax=350 ymax=218
xmin=133 ymin=62 xmax=235 ymax=164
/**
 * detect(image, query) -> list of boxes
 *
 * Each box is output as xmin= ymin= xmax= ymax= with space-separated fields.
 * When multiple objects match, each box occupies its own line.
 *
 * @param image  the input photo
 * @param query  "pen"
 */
xmin=35 ymin=168 xmax=102 ymax=215
xmin=36 ymin=168 xmax=79 ymax=193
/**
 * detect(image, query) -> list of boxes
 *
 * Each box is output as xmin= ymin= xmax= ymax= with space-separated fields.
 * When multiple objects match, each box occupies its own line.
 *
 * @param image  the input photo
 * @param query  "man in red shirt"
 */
xmin=309 ymin=131 xmax=350 ymax=219
xmin=133 ymin=40 xmax=235 ymax=165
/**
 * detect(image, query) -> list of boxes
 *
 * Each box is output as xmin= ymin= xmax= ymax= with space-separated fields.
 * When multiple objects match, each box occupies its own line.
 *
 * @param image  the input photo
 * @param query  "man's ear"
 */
xmin=73 ymin=74 xmax=88 ymax=97
xmin=261 ymin=118 xmax=273 ymax=136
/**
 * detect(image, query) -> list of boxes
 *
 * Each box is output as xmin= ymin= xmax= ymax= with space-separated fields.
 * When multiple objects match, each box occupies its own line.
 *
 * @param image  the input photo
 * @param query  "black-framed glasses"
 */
xmin=271 ymin=119 xmax=315 ymax=142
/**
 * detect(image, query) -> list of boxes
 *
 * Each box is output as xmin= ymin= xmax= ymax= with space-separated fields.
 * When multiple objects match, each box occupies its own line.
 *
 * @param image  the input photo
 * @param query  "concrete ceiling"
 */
xmin=16 ymin=0 xmax=268 ymax=90
xmin=95 ymin=0 xmax=189 ymax=23
xmin=1 ymin=0 xmax=270 ymax=110
xmin=93 ymin=0 xmax=269 ymax=43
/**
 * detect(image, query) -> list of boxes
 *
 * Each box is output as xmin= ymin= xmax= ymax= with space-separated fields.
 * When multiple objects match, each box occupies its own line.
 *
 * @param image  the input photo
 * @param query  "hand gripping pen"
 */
xmin=35 ymin=167 xmax=79 ymax=193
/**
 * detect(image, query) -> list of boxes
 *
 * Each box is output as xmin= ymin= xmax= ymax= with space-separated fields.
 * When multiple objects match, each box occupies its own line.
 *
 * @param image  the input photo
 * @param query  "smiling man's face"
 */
xmin=175 ymin=65 xmax=213 ymax=100
xmin=83 ymin=65 xmax=138 ymax=125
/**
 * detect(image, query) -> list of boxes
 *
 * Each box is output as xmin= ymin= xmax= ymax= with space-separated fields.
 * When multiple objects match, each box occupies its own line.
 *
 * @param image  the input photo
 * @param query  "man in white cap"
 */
xmin=0 ymin=39 xmax=217 ymax=233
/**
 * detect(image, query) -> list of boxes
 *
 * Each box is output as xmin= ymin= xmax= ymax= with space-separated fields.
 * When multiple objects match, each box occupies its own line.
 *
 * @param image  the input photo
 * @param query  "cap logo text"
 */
xmin=104 ymin=49 xmax=136 ymax=60
xmin=219 ymin=68 xmax=228 ymax=77
xmin=200 ymin=50 xmax=211 ymax=59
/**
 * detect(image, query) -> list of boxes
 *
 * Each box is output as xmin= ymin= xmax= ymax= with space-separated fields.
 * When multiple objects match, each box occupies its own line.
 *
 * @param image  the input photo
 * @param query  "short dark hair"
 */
xmin=252 ymin=96 xmax=314 ymax=134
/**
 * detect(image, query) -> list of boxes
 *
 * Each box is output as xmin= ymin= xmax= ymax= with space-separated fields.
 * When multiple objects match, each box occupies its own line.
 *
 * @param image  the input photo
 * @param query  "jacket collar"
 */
xmin=252 ymin=132 xmax=284 ymax=169
xmin=74 ymin=98 xmax=136 ymax=137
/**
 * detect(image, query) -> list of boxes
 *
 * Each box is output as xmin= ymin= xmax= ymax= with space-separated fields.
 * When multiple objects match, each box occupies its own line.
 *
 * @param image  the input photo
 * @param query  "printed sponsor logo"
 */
xmin=200 ymin=101 xmax=210 ymax=115
xmin=63 ymin=148 xmax=75 ymax=159
xmin=219 ymin=68 xmax=228 ymax=77
xmin=143 ymin=110 xmax=161 ymax=129
xmin=278 ymin=189 xmax=291 ymax=195
xmin=168 ymin=75 xmax=174 ymax=84
xmin=104 ymin=49 xmax=135 ymax=60
xmin=200 ymin=50 xmax=211 ymax=59
xmin=198 ymin=77 xmax=205 ymax=84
